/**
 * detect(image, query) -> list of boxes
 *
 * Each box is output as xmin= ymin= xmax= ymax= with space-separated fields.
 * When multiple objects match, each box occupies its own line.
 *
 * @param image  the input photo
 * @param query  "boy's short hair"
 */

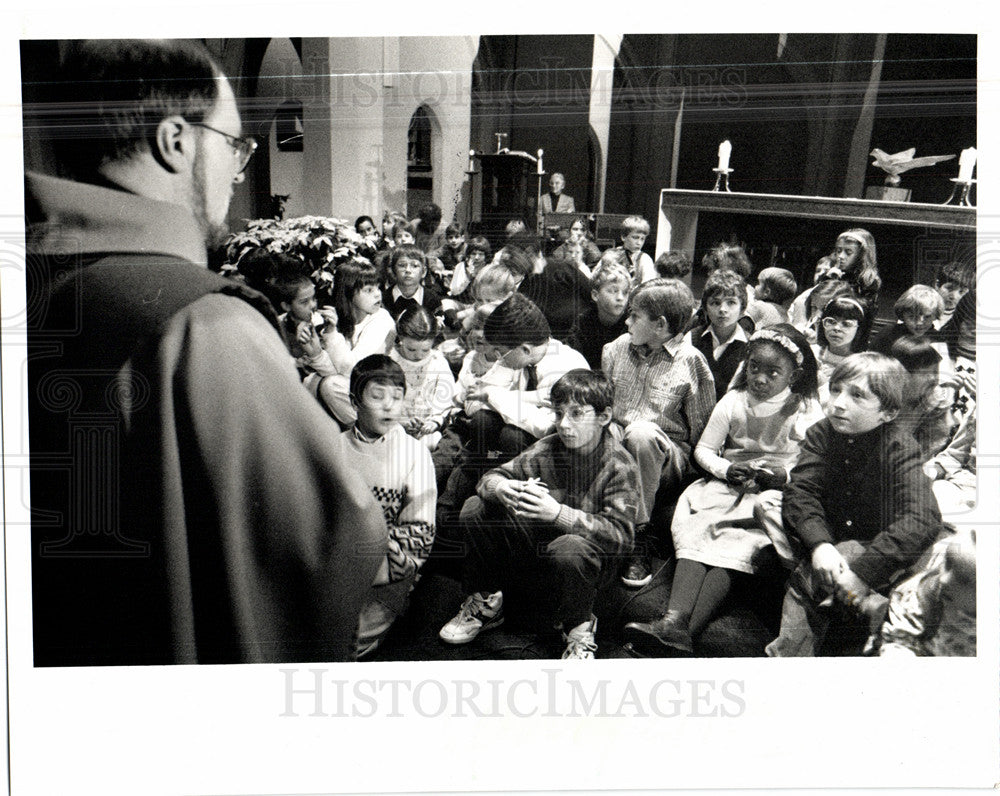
xmin=388 ymin=244 xmax=426 ymax=272
xmin=483 ymin=293 xmax=551 ymax=348
xmin=590 ymin=260 xmax=632 ymax=291
xmin=472 ymin=262 xmax=520 ymax=304
xmin=828 ymin=352 xmax=907 ymax=415
xmin=271 ymin=270 xmax=313 ymax=306
xmin=630 ymin=278 xmax=695 ymax=337
xmin=349 ymin=354 xmax=407 ymax=402
xmin=937 ymin=260 xmax=975 ymax=291
xmin=654 ymin=250 xmax=692 ymax=279
xmin=890 ymin=334 xmax=942 ymax=373
xmin=894 ymin=284 xmax=945 ymax=320
xmin=392 ymin=220 xmax=417 ymax=240
xmin=445 ymin=221 xmax=465 ymax=237
xmin=466 ymin=235 xmax=492 ymax=259
xmin=550 ymin=369 xmax=614 ymax=414
xmin=701 ymin=243 xmax=752 ymax=279
xmin=701 ymin=268 xmax=748 ymax=312
xmin=755 ymin=267 xmax=798 ymax=305
xmin=620 ymin=215 xmax=650 ymax=236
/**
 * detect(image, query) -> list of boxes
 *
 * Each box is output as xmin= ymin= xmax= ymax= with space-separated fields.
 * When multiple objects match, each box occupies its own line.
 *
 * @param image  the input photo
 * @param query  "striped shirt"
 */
xmin=601 ymin=332 xmax=716 ymax=455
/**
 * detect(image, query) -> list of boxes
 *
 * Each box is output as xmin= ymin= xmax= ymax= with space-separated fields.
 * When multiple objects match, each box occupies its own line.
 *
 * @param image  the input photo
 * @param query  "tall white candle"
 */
xmin=717 ymin=140 xmax=732 ymax=171
xmin=537 ymin=149 xmax=544 ymax=175
xmin=957 ymin=147 xmax=977 ymax=182
xmin=468 ymin=149 xmax=475 ymax=172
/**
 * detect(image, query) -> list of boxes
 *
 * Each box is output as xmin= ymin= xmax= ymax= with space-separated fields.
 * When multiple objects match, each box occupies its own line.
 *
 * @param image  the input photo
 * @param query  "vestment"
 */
xmin=26 ymin=171 xmax=386 ymax=665
xmin=338 ymin=424 xmax=437 ymax=655
xmin=671 ymin=389 xmax=823 ymax=573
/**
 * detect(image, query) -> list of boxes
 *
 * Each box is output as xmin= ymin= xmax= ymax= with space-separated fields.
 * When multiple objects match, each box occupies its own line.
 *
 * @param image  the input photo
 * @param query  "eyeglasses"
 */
xmin=554 ymin=406 xmax=596 ymax=423
xmin=822 ymin=317 xmax=859 ymax=330
xmin=190 ymin=122 xmax=257 ymax=173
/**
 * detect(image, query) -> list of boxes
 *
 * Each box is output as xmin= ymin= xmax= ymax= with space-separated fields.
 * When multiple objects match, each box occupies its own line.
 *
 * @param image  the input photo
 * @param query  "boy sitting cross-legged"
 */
xmin=439 ymin=370 xmax=640 ymax=658
xmin=765 ymin=352 xmax=943 ymax=657
xmin=602 ymin=278 xmax=716 ymax=587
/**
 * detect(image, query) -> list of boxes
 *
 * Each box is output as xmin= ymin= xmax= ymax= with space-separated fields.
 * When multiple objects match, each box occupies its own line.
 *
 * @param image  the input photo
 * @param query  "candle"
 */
xmin=957 ymin=147 xmax=977 ymax=182
xmin=468 ymin=148 xmax=475 ymax=172
xmin=537 ymin=148 xmax=544 ymax=175
xmin=717 ymin=140 xmax=732 ymax=171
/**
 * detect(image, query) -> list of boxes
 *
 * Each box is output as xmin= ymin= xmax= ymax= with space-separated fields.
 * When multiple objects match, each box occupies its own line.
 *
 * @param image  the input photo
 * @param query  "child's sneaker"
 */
xmin=561 ymin=616 xmax=598 ymax=659
xmin=439 ymin=590 xmax=504 ymax=644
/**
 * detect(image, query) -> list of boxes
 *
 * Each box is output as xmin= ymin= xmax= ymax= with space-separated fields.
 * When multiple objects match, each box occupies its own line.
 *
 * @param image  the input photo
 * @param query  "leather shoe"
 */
xmin=620 ymin=553 xmax=653 ymax=588
xmin=623 ymin=610 xmax=695 ymax=657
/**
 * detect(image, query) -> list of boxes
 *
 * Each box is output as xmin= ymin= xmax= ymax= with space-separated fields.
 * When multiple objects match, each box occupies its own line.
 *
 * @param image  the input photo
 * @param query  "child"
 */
xmin=270 ymin=264 xmax=337 ymax=380
xmin=452 ymin=305 xmax=519 ymax=418
xmin=552 ymin=216 xmax=602 ymax=270
xmin=469 ymin=293 xmax=589 ymax=455
xmin=517 ymin=240 xmax=594 ymax=344
xmin=447 ymin=235 xmax=491 ymax=300
xmin=389 ymin=306 xmax=457 ymax=451
xmin=889 ymin=335 xmax=956 ymax=461
xmin=871 ymin=529 xmax=976 ymax=657
xmin=567 ymin=259 xmax=631 ymax=369
xmin=432 ymin=221 xmax=467 ymax=272
xmin=790 ymin=230 xmax=881 ymax=328
xmin=685 ymin=269 xmax=750 ymax=402
xmin=812 ymin=293 xmax=872 ymax=390
xmin=924 ymin=408 xmax=976 ymax=515
xmin=934 ymin=260 xmax=975 ymax=329
xmin=354 ymin=215 xmax=384 ymax=253
xmin=747 ymin=267 xmax=797 ymax=329
xmin=870 ymin=284 xmax=945 ymax=356
xmin=654 ymin=250 xmax=693 ymax=280
xmin=316 ymin=258 xmax=397 ymax=427
xmin=765 ymin=352 xmax=943 ymax=657
xmin=793 ymin=277 xmax=849 ymax=345
xmin=412 ymin=202 xmax=446 ymax=253
xmin=624 ymin=325 xmax=823 ymax=656
xmin=614 ymin=215 xmax=657 ymax=286
xmin=391 ymin=220 xmax=417 ymax=247
xmin=438 ymin=370 xmax=640 ymax=659
xmin=701 ymin=242 xmax=755 ymax=308
xmin=381 ymin=244 xmax=442 ymax=320
xmin=338 ymin=354 xmax=436 ymax=657
xmin=601 ymin=278 xmax=716 ymax=586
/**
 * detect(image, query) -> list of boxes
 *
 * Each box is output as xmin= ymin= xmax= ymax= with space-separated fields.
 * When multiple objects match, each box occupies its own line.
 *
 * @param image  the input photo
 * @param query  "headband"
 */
xmin=825 ymin=296 xmax=866 ymax=317
xmin=749 ymin=328 xmax=804 ymax=367
xmin=838 ymin=232 xmax=867 ymax=247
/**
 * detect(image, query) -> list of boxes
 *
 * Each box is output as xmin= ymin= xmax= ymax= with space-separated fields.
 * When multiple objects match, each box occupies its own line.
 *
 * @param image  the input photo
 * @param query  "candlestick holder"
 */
xmin=940 ymin=177 xmax=975 ymax=207
xmin=712 ymin=168 xmax=733 ymax=192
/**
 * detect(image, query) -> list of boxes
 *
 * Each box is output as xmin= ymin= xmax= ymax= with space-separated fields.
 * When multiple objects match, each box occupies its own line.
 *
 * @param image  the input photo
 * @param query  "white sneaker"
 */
xmin=439 ymin=591 xmax=504 ymax=644
xmin=561 ymin=616 xmax=598 ymax=659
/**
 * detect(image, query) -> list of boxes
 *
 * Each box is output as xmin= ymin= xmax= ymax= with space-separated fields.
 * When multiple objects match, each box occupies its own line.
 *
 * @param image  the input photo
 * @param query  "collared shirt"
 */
xmin=601 ymin=332 xmax=716 ymax=455
xmin=700 ymin=323 xmax=749 ymax=361
xmin=392 ymin=284 xmax=424 ymax=305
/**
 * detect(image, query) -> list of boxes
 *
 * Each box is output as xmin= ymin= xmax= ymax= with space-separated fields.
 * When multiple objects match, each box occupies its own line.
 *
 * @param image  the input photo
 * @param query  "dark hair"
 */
xmin=395 ymin=305 xmax=438 ymax=342
xmin=333 ymin=258 xmax=380 ymax=339
xmin=388 ymin=244 xmax=427 ymax=275
xmin=445 ymin=221 xmax=465 ymax=237
xmin=466 ymin=235 xmax=492 ymax=259
xmin=937 ymin=260 xmax=975 ymax=291
xmin=702 ymin=268 xmax=748 ymax=312
xmin=732 ymin=323 xmax=819 ymax=399
xmin=236 ymin=248 xmax=302 ymax=298
xmin=483 ymin=293 xmax=550 ymax=348
xmin=755 ymin=267 xmax=797 ymax=306
xmin=416 ymin=203 xmax=443 ymax=232
xmin=890 ymin=334 xmax=942 ymax=373
xmin=505 ymin=231 xmax=543 ymax=259
xmin=54 ymin=40 xmax=221 ymax=178
xmin=354 ymin=215 xmax=376 ymax=233
xmin=654 ymin=250 xmax=692 ymax=279
xmin=270 ymin=261 xmax=315 ymax=306
xmin=349 ymin=354 xmax=406 ymax=403
xmin=701 ymin=243 xmax=752 ymax=279
xmin=392 ymin=220 xmax=417 ymax=241
xmin=550 ymin=369 xmax=614 ymax=414
xmin=495 ymin=245 xmax=535 ymax=279
xmin=630 ymin=278 xmax=695 ymax=338
xmin=816 ymin=293 xmax=872 ymax=352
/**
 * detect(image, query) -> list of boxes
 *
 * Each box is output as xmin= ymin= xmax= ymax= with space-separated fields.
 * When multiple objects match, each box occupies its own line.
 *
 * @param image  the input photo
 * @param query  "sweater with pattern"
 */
xmin=478 ymin=429 xmax=640 ymax=556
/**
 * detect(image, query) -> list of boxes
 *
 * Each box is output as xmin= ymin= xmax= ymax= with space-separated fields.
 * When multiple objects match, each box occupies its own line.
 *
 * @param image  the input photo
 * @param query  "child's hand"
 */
xmin=514 ymin=481 xmax=559 ymax=523
xmin=833 ymin=567 xmax=871 ymax=610
xmin=495 ymin=480 xmax=523 ymax=512
xmin=811 ymin=543 xmax=848 ymax=592
xmin=401 ymin=417 xmax=423 ymax=436
xmin=296 ymin=321 xmax=322 ymax=357
xmin=417 ymin=419 xmax=439 ymax=437
xmin=466 ymin=382 xmax=489 ymax=403
xmin=726 ymin=462 xmax=757 ymax=489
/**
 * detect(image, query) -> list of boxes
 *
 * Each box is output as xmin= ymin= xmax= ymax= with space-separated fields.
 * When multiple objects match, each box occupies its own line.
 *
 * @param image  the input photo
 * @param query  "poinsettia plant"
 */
xmin=222 ymin=215 xmax=375 ymax=302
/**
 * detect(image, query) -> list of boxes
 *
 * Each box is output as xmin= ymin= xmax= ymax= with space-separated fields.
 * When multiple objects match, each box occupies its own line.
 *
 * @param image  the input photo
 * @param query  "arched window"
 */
xmin=407 ymin=105 xmax=435 ymax=211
